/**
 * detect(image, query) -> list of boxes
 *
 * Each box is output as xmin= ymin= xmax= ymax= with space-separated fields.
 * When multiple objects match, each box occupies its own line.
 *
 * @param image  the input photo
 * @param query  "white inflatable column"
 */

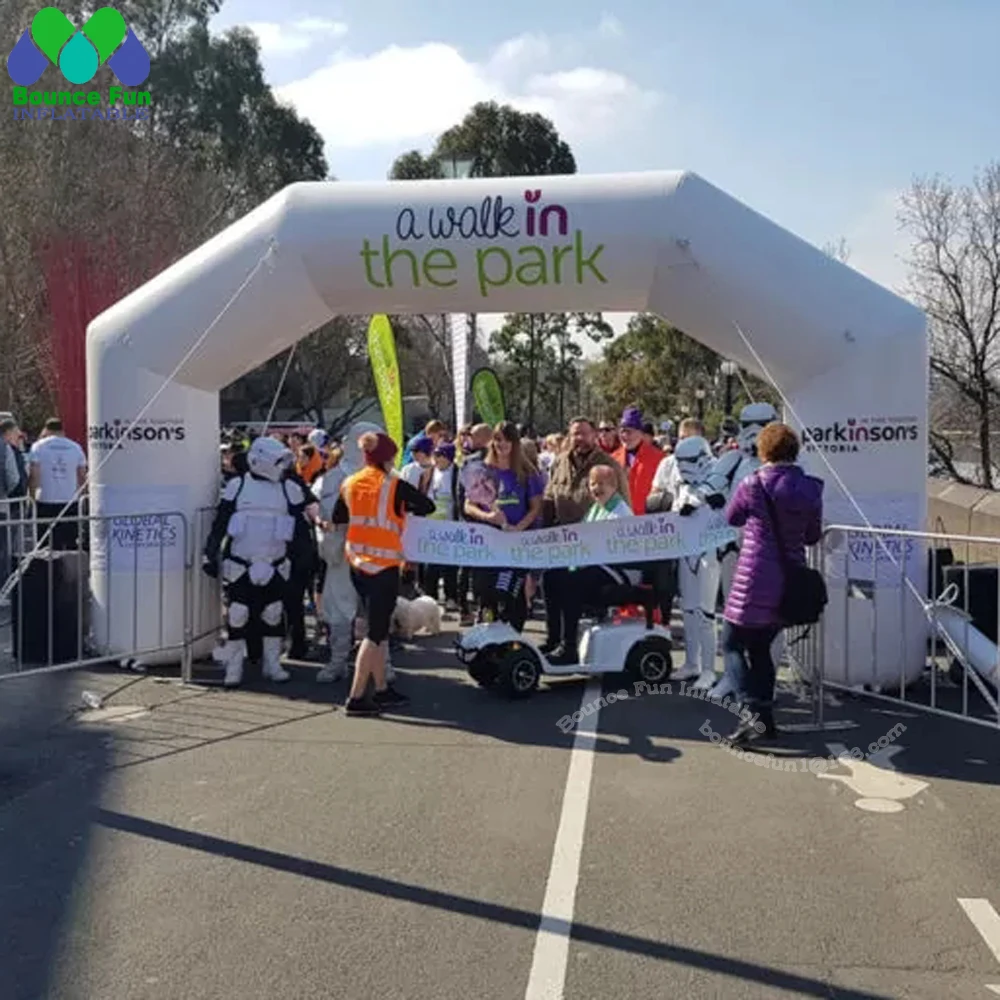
xmin=792 ymin=328 xmax=929 ymax=690
xmin=86 ymin=354 xmax=220 ymax=665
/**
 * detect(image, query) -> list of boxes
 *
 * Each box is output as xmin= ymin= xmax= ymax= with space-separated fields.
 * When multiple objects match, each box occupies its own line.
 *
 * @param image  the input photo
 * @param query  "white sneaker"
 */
xmin=317 ymin=663 xmax=348 ymax=683
xmin=224 ymin=658 xmax=244 ymax=687
xmin=673 ymin=663 xmax=699 ymax=681
xmin=691 ymin=670 xmax=716 ymax=690
xmin=214 ymin=640 xmax=246 ymax=688
xmin=262 ymin=638 xmax=290 ymax=683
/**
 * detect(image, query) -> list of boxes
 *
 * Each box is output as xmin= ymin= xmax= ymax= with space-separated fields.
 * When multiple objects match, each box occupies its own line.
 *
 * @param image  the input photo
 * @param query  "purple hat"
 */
xmin=434 ymin=442 xmax=456 ymax=461
xmin=412 ymin=435 xmax=434 ymax=456
xmin=620 ymin=406 xmax=644 ymax=431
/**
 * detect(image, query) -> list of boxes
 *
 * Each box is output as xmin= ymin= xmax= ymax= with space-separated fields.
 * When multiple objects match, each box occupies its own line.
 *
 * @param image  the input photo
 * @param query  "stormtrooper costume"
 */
xmin=671 ymin=436 xmax=726 ymax=689
xmin=313 ymin=422 xmax=396 ymax=684
xmin=204 ymin=436 xmax=306 ymax=688
xmin=707 ymin=402 xmax=783 ymax=696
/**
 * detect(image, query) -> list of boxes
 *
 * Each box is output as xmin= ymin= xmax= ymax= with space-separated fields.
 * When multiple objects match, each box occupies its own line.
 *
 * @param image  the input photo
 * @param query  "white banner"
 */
xmin=403 ymin=508 xmax=738 ymax=570
xmin=450 ymin=313 xmax=468 ymax=431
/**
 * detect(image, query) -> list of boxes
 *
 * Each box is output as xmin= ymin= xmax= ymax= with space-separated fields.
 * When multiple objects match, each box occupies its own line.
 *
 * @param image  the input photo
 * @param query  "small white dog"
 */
xmin=392 ymin=595 xmax=443 ymax=640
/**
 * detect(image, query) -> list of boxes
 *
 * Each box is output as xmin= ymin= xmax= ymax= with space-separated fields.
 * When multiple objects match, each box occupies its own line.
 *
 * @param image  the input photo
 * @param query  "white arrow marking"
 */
xmin=819 ymin=743 xmax=929 ymax=812
xmin=959 ymin=899 xmax=1000 ymax=965
xmin=984 ymin=986 xmax=1000 ymax=995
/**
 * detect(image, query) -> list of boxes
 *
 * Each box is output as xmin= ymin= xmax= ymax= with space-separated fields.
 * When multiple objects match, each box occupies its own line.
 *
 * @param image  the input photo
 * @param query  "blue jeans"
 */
xmin=721 ymin=620 xmax=781 ymax=712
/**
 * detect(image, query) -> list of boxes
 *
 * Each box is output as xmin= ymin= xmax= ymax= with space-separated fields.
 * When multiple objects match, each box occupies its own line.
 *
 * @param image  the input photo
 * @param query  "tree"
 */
xmin=900 ymin=164 xmax=1000 ymax=487
xmin=490 ymin=313 xmax=612 ymax=431
xmin=149 ymin=23 xmax=328 ymax=222
xmin=389 ymin=151 xmax=444 ymax=181
xmin=0 ymin=0 xmax=330 ymax=434
xmin=433 ymin=101 xmax=576 ymax=178
xmin=583 ymin=314 xmax=778 ymax=430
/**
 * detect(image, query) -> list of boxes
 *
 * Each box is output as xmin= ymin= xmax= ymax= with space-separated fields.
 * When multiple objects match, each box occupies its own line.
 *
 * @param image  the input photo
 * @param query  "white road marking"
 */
xmin=819 ymin=742 xmax=928 ymax=812
xmin=985 ymin=986 xmax=1000 ymax=996
xmin=524 ymin=678 xmax=603 ymax=1000
xmin=959 ymin=899 xmax=1000 ymax=965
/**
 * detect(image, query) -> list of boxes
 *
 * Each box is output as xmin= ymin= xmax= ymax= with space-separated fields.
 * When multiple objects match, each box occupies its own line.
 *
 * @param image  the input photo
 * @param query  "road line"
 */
xmin=959 ymin=898 xmax=1000 ymax=965
xmin=524 ymin=678 xmax=603 ymax=1000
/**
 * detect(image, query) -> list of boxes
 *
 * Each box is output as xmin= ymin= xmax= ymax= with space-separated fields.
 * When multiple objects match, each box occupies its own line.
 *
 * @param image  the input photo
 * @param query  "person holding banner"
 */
xmin=462 ymin=421 xmax=544 ymax=631
xmin=546 ymin=465 xmax=641 ymax=665
xmin=424 ymin=441 xmax=460 ymax=608
xmin=333 ymin=431 xmax=435 ymax=717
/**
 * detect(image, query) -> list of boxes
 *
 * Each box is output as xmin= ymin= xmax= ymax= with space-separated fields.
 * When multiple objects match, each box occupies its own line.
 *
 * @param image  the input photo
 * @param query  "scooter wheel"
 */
xmin=496 ymin=646 xmax=541 ymax=699
xmin=468 ymin=652 xmax=497 ymax=688
xmin=625 ymin=637 xmax=673 ymax=684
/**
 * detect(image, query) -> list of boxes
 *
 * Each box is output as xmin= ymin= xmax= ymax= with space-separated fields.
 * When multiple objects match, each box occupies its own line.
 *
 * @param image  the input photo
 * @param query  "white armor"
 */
xmin=671 ymin=436 xmax=724 ymax=689
xmin=211 ymin=437 xmax=301 ymax=688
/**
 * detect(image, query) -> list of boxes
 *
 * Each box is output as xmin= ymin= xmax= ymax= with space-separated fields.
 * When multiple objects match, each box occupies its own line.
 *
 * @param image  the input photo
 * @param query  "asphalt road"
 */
xmin=2 ymin=621 xmax=1000 ymax=1000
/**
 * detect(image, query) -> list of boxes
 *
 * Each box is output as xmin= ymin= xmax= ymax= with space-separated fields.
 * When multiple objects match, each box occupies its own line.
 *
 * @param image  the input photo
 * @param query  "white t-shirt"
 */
xmin=30 ymin=435 xmax=86 ymax=503
xmin=400 ymin=461 xmax=426 ymax=489
xmin=430 ymin=465 xmax=457 ymax=519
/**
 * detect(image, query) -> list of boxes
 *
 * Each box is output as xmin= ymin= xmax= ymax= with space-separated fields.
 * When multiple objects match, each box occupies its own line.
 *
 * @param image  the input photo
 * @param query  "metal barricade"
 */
xmin=0 ymin=503 xmax=190 ymax=680
xmin=810 ymin=524 xmax=1000 ymax=729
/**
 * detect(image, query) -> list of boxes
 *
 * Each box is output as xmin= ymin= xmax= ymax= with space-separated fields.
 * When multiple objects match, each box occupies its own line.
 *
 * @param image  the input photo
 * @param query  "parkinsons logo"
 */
xmin=359 ymin=189 xmax=607 ymax=300
xmin=803 ymin=417 xmax=919 ymax=455
xmin=89 ymin=418 xmax=185 ymax=451
xmin=8 ymin=7 xmax=149 ymax=86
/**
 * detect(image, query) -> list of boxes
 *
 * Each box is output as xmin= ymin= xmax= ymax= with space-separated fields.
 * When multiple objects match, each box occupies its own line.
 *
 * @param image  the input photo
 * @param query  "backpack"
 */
xmin=755 ymin=473 xmax=827 ymax=626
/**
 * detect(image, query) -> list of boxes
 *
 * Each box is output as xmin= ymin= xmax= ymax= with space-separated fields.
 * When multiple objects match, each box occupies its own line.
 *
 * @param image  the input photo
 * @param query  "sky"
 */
xmin=212 ymin=0 xmax=999 ymax=347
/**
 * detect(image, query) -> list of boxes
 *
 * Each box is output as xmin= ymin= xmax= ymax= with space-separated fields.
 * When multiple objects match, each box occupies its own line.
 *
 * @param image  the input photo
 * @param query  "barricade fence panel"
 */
xmin=0 ymin=501 xmax=189 ymax=680
xmin=815 ymin=524 xmax=1000 ymax=728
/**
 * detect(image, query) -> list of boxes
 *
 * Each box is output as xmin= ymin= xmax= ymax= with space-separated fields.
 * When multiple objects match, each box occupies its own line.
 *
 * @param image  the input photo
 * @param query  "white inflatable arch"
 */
xmin=86 ymin=171 xmax=928 ymax=682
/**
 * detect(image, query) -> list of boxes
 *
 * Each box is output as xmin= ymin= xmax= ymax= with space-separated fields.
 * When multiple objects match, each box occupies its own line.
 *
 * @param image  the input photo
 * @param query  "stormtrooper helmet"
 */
xmin=674 ymin=435 xmax=714 ymax=485
xmin=247 ymin=436 xmax=293 ymax=482
xmin=341 ymin=422 xmax=385 ymax=474
xmin=737 ymin=402 xmax=778 ymax=455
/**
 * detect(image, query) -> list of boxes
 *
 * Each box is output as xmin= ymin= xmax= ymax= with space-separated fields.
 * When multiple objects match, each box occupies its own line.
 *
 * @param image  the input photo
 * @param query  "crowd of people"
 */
xmin=206 ymin=403 xmax=823 ymax=745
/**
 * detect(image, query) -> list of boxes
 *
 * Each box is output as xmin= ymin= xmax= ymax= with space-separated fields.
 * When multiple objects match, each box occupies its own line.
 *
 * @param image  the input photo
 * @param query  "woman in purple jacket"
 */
xmin=721 ymin=423 xmax=823 ymax=747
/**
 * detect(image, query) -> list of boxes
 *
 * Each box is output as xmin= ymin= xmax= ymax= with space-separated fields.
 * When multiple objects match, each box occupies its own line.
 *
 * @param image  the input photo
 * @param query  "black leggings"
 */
xmin=476 ymin=567 xmax=528 ymax=631
xmin=351 ymin=566 xmax=400 ymax=644
xmin=424 ymin=564 xmax=459 ymax=603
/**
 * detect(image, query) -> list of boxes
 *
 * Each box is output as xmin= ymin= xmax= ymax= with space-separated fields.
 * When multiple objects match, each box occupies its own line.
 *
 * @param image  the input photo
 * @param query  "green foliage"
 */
xmin=150 ymin=24 xmax=328 ymax=210
xmin=434 ymin=101 xmax=576 ymax=178
xmin=388 ymin=101 xmax=576 ymax=182
xmin=389 ymin=150 xmax=445 ymax=180
xmin=583 ymin=314 xmax=780 ymax=432
xmin=489 ymin=313 xmax=613 ymax=432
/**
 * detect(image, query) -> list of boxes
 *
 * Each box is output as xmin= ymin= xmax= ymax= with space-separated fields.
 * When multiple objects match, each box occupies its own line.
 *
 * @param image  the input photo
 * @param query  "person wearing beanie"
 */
xmin=401 ymin=435 xmax=435 ymax=491
xmin=613 ymin=405 xmax=664 ymax=514
xmin=424 ymin=441 xmax=460 ymax=608
xmin=330 ymin=431 xmax=435 ymax=716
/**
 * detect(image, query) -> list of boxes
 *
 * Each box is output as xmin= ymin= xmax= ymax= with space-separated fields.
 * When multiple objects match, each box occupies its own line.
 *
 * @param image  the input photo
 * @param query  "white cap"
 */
xmin=308 ymin=428 xmax=328 ymax=448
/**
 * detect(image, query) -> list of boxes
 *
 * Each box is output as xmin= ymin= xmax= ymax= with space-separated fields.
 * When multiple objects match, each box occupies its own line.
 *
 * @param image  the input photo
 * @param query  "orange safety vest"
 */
xmin=342 ymin=465 xmax=406 ymax=573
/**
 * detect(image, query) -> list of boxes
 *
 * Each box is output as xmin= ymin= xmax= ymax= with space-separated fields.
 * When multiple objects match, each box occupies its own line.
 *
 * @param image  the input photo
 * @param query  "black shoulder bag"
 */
xmin=755 ymin=473 xmax=827 ymax=626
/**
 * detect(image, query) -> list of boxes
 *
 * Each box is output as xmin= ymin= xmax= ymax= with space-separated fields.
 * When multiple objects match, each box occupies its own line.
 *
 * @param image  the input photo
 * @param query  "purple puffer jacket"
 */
xmin=723 ymin=463 xmax=823 ymax=628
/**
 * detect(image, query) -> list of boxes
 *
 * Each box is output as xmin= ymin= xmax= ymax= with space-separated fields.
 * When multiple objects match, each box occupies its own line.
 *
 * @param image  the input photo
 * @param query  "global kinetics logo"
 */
xmin=8 ymin=7 xmax=149 ymax=87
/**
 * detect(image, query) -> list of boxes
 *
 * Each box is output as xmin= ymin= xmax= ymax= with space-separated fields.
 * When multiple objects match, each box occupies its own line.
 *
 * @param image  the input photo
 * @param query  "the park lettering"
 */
xmin=359 ymin=190 xmax=607 ymax=299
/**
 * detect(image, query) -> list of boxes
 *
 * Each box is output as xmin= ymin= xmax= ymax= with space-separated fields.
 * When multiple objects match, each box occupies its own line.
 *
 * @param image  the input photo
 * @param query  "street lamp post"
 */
xmin=694 ymin=386 xmax=706 ymax=423
xmin=437 ymin=153 xmax=476 ymax=428
xmin=719 ymin=360 xmax=738 ymax=415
